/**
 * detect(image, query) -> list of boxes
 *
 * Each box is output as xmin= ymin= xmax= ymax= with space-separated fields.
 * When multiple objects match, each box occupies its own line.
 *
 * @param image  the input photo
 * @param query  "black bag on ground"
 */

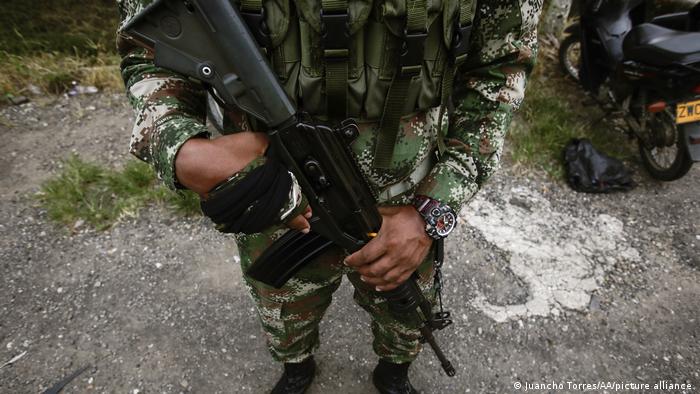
xmin=564 ymin=139 xmax=635 ymax=193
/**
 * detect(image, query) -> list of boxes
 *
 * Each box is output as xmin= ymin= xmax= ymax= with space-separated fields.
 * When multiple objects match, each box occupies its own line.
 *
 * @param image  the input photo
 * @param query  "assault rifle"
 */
xmin=124 ymin=0 xmax=455 ymax=376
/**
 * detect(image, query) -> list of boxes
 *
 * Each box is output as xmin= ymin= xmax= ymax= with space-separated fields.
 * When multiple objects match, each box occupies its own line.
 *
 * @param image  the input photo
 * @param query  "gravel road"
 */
xmin=0 ymin=94 xmax=698 ymax=393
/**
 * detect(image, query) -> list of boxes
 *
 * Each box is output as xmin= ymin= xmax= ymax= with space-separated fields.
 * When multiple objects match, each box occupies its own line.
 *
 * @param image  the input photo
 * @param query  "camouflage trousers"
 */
xmin=236 ymin=228 xmax=436 ymax=364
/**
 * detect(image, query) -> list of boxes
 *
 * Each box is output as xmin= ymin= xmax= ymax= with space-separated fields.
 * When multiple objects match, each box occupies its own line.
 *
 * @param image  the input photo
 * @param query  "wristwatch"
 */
xmin=412 ymin=195 xmax=458 ymax=240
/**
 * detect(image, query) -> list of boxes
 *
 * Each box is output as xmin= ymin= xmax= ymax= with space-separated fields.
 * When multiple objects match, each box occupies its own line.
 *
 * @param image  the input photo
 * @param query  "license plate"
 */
xmin=676 ymin=99 xmax=700 ymax=124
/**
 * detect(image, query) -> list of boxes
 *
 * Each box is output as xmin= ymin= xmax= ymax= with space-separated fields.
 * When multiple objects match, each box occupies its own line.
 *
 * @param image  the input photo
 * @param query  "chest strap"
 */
xmin=437 ymin=14 xmax=473 ymax=157
xmin=373 ymin=0 xmax=428 ymax=169
xmin=322 ymin=0 xmax=349 ymax=120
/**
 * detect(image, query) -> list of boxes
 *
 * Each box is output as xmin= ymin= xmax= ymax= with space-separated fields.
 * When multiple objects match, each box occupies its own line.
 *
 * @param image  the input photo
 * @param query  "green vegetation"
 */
xmin=0 ymin=0 xmax=121 ymax=97
xmin=508 ymin=74 xmax=635 ymax=178
xmin=37 ymin=155 xmax=201 ymax=231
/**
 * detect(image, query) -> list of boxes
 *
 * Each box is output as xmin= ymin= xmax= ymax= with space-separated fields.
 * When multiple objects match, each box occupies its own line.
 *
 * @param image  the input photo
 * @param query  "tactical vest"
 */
xmin=236 ymin=0 xmax=475 ymax=167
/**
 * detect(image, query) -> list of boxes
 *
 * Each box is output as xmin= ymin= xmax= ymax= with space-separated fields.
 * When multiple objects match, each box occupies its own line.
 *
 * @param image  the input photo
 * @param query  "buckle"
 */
xmin=240 ymin=10 xmax=271 ymax=48
xmin=321 ymin=12 xmax=350 ymax=52
xmin=400 ymin=30 xmax=427 ymax=68
xmin=451 ymin=23 xmax=472 ymax=58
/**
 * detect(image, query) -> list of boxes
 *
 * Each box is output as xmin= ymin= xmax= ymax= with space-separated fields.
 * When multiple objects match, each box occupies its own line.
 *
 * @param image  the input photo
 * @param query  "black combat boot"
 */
xmin=372 ymin=359 xmax=419 ymax=394
xmin=270 ymin=356 xmax=316 ymax=394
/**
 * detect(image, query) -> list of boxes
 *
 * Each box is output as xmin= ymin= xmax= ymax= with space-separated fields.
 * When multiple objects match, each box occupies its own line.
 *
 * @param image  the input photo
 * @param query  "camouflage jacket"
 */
xmin=117 ymin=0 xmax=541 ymax=214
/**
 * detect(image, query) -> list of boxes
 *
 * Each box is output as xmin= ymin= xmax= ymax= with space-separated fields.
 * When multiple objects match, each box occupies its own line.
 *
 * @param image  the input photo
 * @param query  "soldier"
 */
xmin=117 ymin=0 xmax=541 ymax=393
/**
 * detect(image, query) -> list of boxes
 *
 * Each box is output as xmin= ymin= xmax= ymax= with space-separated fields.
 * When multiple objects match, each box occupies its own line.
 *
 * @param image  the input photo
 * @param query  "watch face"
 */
xmin=434 ymin=211 xmax=457 ymax=237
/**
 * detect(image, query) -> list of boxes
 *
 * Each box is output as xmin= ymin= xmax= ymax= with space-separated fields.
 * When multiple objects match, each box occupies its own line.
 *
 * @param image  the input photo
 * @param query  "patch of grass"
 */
xmin=37 ymin=155 xmax=201 ymax=231
xmin=508 ymin=75 xmax=635 ymax=178
xmin=0 ymin=0 xmax=118 ymax=56
xmin=0 ymin=0 xmax=121 ymax=97
xmin=0 ymin=52 xmax=122 ymax=97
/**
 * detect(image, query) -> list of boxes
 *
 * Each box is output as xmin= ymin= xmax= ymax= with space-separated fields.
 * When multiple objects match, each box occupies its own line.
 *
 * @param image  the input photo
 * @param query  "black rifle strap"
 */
xmin=433 ymin=238 xmax=446 ymax=314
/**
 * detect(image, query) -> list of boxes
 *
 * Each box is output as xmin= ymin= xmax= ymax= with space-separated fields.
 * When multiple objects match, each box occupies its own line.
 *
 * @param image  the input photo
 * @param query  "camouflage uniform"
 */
xmin=117 ymin=0 xmax=541 ymax=364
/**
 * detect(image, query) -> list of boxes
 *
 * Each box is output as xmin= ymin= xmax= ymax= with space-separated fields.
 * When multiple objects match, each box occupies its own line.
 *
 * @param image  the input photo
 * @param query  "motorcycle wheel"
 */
xmin=638 ymin=109 xmax=693 ymax=181
xmin=559 ymin=34 xmax=581 ymax=81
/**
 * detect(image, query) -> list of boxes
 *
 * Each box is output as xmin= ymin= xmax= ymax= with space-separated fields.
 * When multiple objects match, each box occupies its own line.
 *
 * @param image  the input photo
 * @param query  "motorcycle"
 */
xmin=559 ymin=0 xmax=700 ymax=181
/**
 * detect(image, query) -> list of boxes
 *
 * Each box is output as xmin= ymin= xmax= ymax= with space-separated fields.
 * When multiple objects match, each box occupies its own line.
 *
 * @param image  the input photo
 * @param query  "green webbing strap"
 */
xmin=374 ymin=0 xmax=427 ymax=168
xmin=374 ymin=71 xmax=415 ymax=166
xmin=436 ymin=63 xmax=453 ymax=157
xmin=322 ymin=0 xmax=349 ymax=121
xmin=240 ymin=0 xmax=262 ymax=12
xmin=436 ymin=0 xmax=473 ymax=157
xmin=460 ymin=0 xmax=473 ymax=26
xmin=326 ymin=56 xmax=348 ymax=120
xmin=322 ymin=0 xmax=347 ymax=10
xmin=406 ymin=0 xmax=427 ymax=31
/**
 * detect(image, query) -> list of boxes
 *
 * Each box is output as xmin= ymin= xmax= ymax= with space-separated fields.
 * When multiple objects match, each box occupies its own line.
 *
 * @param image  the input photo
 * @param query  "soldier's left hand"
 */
xmin=344 ymin=205 xmax=432 ymax=291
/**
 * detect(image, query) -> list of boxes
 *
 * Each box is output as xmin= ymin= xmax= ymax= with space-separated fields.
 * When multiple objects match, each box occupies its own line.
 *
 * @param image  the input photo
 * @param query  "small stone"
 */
xmin=27 ymin=84 xmax=42 ymax=95
xmin=155 ymin=263 xmax=163 ymax=269
xmin=477 ymin=327 xmax=483 ymax=335
xmin=180 ymin=379 xmax=188 ymax=388
xmin=9 ymin=96 xmax=29 ymax=106
xmin=57 ymin=287 xmax=64 ymax=294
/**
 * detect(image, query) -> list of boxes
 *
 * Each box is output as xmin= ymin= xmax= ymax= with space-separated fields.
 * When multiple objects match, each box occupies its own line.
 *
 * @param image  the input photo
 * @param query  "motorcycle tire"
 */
xmin=638 ymin=110 xmax=693 ymax=181
xmin=559 ymin=33 xmax=582 ymax=81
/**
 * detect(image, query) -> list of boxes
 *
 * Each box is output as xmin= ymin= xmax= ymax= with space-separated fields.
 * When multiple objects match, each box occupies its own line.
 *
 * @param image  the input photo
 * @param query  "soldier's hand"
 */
xmin=175 ymin=132 xmax=269 ymax=196
xmin=344 ymin=205 xmax=432 ymax=291
xmin=286 ymin=205 xmax=313 ymax=234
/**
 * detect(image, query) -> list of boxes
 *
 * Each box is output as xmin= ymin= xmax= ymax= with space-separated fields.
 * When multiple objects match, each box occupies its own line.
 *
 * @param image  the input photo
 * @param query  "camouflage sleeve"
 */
xmin=117 ymin=0 xmax=210 ymax=190
xmin=415 ymin=0 xmax=541 ymax=210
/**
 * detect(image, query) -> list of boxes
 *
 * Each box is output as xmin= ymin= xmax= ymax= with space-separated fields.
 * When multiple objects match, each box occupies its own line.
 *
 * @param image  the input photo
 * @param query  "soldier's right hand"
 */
xmin=175 ymin=132 xmax=269 ymax=196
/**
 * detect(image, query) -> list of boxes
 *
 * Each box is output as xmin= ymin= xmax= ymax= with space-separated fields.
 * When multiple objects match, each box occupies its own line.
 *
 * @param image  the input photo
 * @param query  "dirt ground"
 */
xmin=0 ymin=94 xmax=698 ymax=394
